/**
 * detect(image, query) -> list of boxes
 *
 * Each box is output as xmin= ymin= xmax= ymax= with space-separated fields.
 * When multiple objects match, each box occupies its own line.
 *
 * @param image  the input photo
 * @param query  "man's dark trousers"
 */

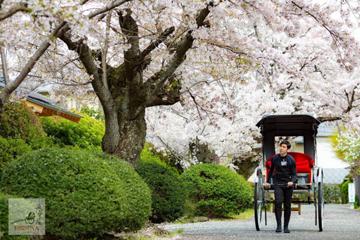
xmin=274 ymin=184 xmax=293 ymax=228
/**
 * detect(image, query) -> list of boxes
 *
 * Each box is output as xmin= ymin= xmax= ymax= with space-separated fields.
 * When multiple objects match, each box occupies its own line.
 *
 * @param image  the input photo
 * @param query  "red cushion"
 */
xmin=265 ymin=152 xmax=314 ymax=183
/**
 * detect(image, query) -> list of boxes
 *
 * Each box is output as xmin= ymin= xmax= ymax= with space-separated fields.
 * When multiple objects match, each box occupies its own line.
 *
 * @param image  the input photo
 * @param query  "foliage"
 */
xmin=323 ymin=184 xmax=342 ymax=204
xmin=340 ymin=179 xmax=351 ymax=204
xmin=41 ymin=113 xmax=105 ymax=150
xmin=0 ymin=192 xmax=30 ymax=240
xmin=79 ymin=106 xmax=104 ymax=121
xmin=181 ymin=163 xmax=252 ymax=218
xmin=0 ymin=102 xmax=48 ymax=148
xmin=355 ymin=195 xmax=360 ymax=209
xmin=0 ymin=137 xmax=31 ymax=171
xmin=137 ymin=146 xmax=186 ymax=223
xmin=0 ymin=148 xmax=151 ymax=239
xmin=143 ymin=143 xmax=184 ymax=173
xmin=334 ymin=130 xmax=360 ymax=176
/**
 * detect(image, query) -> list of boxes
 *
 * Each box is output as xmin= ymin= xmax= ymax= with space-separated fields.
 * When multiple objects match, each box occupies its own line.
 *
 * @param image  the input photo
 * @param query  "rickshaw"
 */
xmin=253 ymin=114 xmax=324 ymax=232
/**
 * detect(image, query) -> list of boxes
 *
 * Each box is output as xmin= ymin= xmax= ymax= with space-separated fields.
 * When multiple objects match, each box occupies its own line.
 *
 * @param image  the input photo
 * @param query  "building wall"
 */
xmin=356 ymin=176 xmax=360 ymax=203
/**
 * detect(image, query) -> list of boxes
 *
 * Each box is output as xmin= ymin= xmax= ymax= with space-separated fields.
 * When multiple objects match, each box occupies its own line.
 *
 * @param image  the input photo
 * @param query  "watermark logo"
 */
xmin=8 ymin=198 xmax=45 ymax=235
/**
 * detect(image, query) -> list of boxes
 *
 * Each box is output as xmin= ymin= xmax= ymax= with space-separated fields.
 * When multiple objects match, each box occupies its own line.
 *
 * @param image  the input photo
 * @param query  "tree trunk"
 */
xmin=113 ymin=110 xmax=146 ymax=165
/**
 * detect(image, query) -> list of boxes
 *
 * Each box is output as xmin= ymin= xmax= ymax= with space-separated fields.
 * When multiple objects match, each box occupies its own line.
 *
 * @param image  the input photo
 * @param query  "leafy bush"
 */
xmin=0 ymin=102 xmax=48 ymax=148
xmin=323 ymin=184 xmax=342 ymax=204
xmin=0 ymin=148 xmax=151 ymax=239
xmin=0 ymin=192 xmax=30 ymax=240
xmin=340 ymin=179 xmax=350 ymax=204
xmin=137 ymin=147 xmax=186 ymax=223
xmin=143 ymin=143 xmax=184 ymax=173
xmin=355 ymin=195 xmax=360 ymax=209
xmin=41 ymin=114 xmax=105 ymax=150
xmin=80 ymin=106 xmax=104 ymax=121
xmin=181 ymin=164 xmax=252 ymax=218
xmin=0 ymin=137 xmax=31 ymax=171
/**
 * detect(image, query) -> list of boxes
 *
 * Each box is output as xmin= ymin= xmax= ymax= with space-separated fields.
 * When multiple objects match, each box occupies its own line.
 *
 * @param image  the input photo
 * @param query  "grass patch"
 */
xmin=113 ymin=226 xmax=183 ymax=240
xmin=174 ymin=208 xmax=254 ymax=224
xmin=225 ymin=208 xmax=254 ymax=220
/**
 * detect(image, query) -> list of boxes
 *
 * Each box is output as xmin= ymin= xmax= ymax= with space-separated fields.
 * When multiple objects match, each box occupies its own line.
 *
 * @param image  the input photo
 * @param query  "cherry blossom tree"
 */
xmin=2 ymin=0 xmax=360 ymax=170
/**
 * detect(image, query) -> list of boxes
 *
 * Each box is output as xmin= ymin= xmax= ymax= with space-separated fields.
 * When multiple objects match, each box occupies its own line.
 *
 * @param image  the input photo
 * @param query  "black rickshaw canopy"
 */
xmin=256 ymin=114 xmax=321 ymax=161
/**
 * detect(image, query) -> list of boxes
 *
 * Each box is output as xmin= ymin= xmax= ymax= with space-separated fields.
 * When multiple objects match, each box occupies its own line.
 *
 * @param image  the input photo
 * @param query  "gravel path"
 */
xmin=161 ymin=204 xmax=360 ymax=240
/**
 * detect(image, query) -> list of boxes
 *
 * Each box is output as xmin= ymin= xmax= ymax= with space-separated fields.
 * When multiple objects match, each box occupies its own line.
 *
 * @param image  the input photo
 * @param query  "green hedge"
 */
xmin=0 ymin=192 xmax=30 ymax=240
xmin=41 ymin=114 xmax=104 ymax=150
xmin=355 ymin=195 xmax=360 ymax=209
xmin=137 ymin=147 xmax=186 ymax=223
xmin=0 ymin=137 xmax=31 ymax=171
xmin=0 ymin=102 xmax=48 ymax=148
xmin=0 ymin=148 xmax=151 ymax=239
xmin=323 ymin=184 xmax=342 ymax=204
xmin=181 ymin=164 xmax=252 ymax=218
xmin=340 ymin=179 xmax=350 ymax=204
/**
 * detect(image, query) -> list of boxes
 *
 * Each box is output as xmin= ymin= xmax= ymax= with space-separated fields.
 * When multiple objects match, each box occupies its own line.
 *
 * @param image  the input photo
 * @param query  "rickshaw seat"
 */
xmin=265 ymin=152 xmax=314 ymax=183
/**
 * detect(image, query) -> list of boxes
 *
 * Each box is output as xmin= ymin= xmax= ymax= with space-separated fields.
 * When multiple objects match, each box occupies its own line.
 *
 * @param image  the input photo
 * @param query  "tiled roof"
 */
xmin=26 ymin=92 xmax=82 ymax=119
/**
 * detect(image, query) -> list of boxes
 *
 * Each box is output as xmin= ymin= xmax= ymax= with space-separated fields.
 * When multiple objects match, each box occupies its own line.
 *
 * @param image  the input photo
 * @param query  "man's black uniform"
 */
xmin=267 ymin=154 xmax=297 ymax=231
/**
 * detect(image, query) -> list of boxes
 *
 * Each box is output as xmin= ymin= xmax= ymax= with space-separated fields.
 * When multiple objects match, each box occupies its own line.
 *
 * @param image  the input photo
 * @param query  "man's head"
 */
xmin=279 ymin=140 xmax=291 ymax=156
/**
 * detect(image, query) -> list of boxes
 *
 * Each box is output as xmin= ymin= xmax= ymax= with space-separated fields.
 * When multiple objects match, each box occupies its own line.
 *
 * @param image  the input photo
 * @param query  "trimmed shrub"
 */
xmin=0 ymin=148 xmax=151 ymax=239
xmin=0 ymin=192 xmax=30 ymax=240
xmin=181 ymin=163 xmax=252 ymax=218
xmin=41 ymin=114 xmax=104 ymax=150
xmin=0 ymin=102 xmax=48 ymax=148
xmin=323 ymin=184 xmax=342 ymax=203
xmin=80 ymin=106 xmax=104 ymax=121
xmin=340 ymin=179 xmax=350 ymax=204
xmin=355 ymin=195 xmax=360 ymax=209
xmin=0 ymin=137 xmax=31 ymax=170
xmin=137 ymin=147 xmax=186 ymax=223
xmin=97 ymin=152 xmax=152 ymax=230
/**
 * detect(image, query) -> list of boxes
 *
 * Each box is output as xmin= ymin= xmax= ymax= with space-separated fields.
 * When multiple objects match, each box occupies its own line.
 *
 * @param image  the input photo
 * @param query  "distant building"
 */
xmin=23 ymin=92 xmax=82 ymax=123
xmin=0 ymin=76 xmax=81 ymax=123
xmin=293 ymin=122 xmax=350 ymax=184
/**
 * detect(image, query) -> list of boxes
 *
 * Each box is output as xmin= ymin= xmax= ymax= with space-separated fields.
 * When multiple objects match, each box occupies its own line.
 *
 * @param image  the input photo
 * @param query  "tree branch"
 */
xmin=0 ymin=0 xmax=121 ymax=109
xmin=58 ymin=25 xmax=113 ymax=106
xmin=88 ymin=0 xmax=131 ymax=19
xmin=140 ymin=26 xmax=175 ymax=59
xmin=0 ymin=21 xmax=66 ymax=107
xmin=144 ymin=2 xmax=213 ymax=107
xmin=0 ymin=2 xmax=29 ymax=21
xmin=146 ymin=75 xmax=181 ymax=107
xmin=118 ymin=9 xmax=140 ymax=62
xmin=317 ymin=116 xmax=342 ymax=122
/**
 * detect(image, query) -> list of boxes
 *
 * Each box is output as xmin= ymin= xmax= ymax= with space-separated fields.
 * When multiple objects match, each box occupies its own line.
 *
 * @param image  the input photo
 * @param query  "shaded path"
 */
xmin=162 ymin=204 xmax=360 ymax=240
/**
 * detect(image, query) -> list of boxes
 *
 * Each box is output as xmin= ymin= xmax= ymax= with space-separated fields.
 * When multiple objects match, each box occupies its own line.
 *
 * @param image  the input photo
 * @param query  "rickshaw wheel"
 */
xmin=254 ymin=169 xmax=264 ymax=231
xmin=318 ymin=182 xmax=323 ymax=232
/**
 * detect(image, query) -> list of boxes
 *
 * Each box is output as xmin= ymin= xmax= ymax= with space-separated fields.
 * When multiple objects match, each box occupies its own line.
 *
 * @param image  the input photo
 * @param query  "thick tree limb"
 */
xmin=0 ymin=21 xmax=66 ymax=108
xmin=58 ymin=25 xmax=113 ymax=107
xmin=0 ymin=2 xmax=29 ymax=21
xmin=146 ymin=75 xmax=181 ymax=107
xmin=88 ymin=0 xmax=131 ymax=19
xmin=118 ymin=9 xmax=140 ymax=62
xmin=0 ymin=47 xmax=9 ymax=84
xmin=144 ymin=2 xmax=213 ymax=106
xmin=317 ymin=116 xmax=342 ymax=122
xmin=0 ymin=0 xmax=129 ymax=109
xmin=139 ymin=26 xmax=175 ymax=59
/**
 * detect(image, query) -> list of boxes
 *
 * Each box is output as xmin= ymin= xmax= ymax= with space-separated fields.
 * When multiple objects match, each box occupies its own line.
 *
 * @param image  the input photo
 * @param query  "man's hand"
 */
xmin=263 ymin=182 xmax=271 ymax=189
xmin=287 ymin=181 xmax=294 ymax=188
